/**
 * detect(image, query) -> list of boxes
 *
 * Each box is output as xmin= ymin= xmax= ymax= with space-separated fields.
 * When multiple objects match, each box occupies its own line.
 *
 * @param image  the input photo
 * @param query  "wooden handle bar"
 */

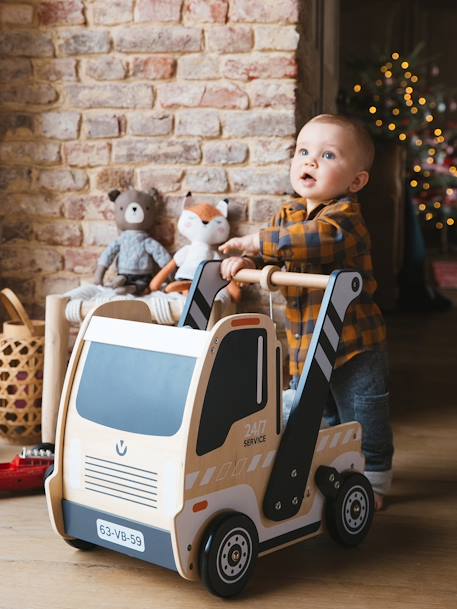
xmin=233 ymin=266 xmax=329 ymax=290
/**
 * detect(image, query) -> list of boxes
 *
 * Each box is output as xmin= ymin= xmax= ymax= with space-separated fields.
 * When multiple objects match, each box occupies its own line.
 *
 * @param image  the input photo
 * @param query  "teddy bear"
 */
xmin=149 ymin=192 xmax=240 ymax=301
xmin=94 ymin=188 xmax=171 ymax=295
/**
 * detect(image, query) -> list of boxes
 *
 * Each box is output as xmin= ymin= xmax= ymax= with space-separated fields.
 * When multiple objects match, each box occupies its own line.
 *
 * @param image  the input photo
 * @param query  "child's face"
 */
xmin=290 ymin=121 xmax=369 ymax=203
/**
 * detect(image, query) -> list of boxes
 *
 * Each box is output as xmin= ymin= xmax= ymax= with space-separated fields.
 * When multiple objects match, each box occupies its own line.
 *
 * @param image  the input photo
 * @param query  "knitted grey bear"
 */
xmin=94 ymin=188 xmax=171 ymax=295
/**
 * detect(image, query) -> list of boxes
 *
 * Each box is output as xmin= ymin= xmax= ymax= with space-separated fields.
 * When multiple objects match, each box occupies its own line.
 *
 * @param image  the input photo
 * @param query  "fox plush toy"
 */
xmin=149 ymin=192 xmax=240 ymax=301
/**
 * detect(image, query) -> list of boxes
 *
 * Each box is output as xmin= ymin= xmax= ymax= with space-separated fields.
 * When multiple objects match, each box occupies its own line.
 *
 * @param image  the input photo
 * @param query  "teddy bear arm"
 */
xmin=144 ymin=237 xmax=172 ymax=268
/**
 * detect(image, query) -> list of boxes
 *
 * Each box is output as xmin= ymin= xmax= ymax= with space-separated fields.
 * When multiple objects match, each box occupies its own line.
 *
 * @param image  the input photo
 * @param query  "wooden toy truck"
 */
xmin=45 ymin=261 xmax=374 ymax=597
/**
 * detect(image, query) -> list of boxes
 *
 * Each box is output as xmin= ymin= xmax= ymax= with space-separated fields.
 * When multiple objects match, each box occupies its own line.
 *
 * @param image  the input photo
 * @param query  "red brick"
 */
xmin=85 ymin=114 xmax=122 ymax=138
xmin=185 ymin=0 xmax=228 ymax=23
xmin=41 ymin=112 xmax=81 ymax=140
xmin=178 ymin=55 xmax=220 ymax=79
xmin=150 ymin=220 xmax=175 ymax=249
xmin=0 ymin=245 xmax=63 ymax=273
xmin=230 ymin=168 xmax=292 ymax=194
xmin=158 ymin=83 xmax=204 ymax=108
xmin=0 ymin=4 xmax=34 ymax=25
xmin=222 ymin=111 xmax=295 ymax=137
xmin=136 ymin=0 xmax=182 ymax=22
xmin=82 ymin=221 xmax=119 ymax=246
xmin=64 ymin=142 xmax=111 ymax=167
xmin=38 ymin=1 xmax=85 ymax=26
xmin=250 ymin=139 xmax=294 ymax=164
xmin=131 ymin=57 xmax=176 ymax=80
xmin=39 ymin=169 xmax=88 ymax=192
xmin=66 ymin=84 xmax=153 ymax=109
xmin=0 ymin=167 xmax=32 ymax=191
xmin=0 ymin=114 xmax=34 ymax=138
xmin=206 ymin=25 xmax=253 ymax=52
xmin=0 ymin=219 xmax=33 ymax=242
xmin=222 ymin=54 xmax=297 ymax=80
xmin=94 ymin=167 xmax=135 ymax=192
xmin=35 ymin=221 xmax=82 ymax=246
xmin=0 ymin=142 xmax=60 ymax=165
xmin=64 ymin=249 xmax=100 ymax=274
xmin=85 ymin=57 xmax=128 ymax=81
xmin=63 ymin=194 xmax=114 ymax=221
xmin=0 ymin=32 xmax=54 ymax=57
xmin=34 ymin=59 xmax=78 ymax=82
xmin=203 ymin=141 xmax=248 ymax=165
xmin=136 ymin=168 xmax=183 ymax=193
xmin=230 ymin=0 xmax=299 ymax=24
xmin=248 ymin=80 xmax=296 ymax=108
xmin=255 ymin=26 xmax=299 ymax=51
xmin=0 ymin=84 xmax=58 ymax=106
xmin=113 ymin=139 xmax=201 ymax=164
xmin=176 ymin=110 xmax=220 ymax=136
xmin=0 ymin=59 xmax=32 ymax=81
xmin=127 ymin=112 xmax=173 ymax=136
xmin=92 ymin=0 xmax=133 ymax=25
xmin=202 ymin=83 xmax=248 ymax=109
xmin=114 ymin=27 xmax=201 ymax=53
xmin=185 ymin=168 xmax=227 ymax=193
xmin=4 ymin=194 xmax=62 ymax=218
xmin=58 ymin=31 xmax=111 ymax=56
xmin=39 ymin=276 xmax=80 ymax=299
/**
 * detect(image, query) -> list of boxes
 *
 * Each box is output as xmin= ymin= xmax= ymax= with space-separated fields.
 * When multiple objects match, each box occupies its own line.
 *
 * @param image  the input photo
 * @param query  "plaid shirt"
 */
xmin=259 ymin=195 xmax=386 ymax=377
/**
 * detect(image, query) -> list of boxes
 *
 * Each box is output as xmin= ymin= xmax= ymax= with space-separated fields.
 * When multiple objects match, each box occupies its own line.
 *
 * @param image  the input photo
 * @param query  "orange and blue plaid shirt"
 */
xmin=259 ymin=194 xmax=386 ymax=377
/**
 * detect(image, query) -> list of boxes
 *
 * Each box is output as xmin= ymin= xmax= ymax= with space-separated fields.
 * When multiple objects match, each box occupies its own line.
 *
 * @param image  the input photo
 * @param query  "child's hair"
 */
xmin=307 ymin=114 xmax=375 ymax=171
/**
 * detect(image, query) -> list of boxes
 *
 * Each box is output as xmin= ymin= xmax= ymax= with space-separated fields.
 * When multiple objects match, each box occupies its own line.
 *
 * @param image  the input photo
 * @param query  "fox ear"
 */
xmin=108 ymin=189 xmax=120 ymax=202
xmin=216 ymin=198 xmax=229 ymax=218
xmin=183 ymin=191 xmax=193 ymax=209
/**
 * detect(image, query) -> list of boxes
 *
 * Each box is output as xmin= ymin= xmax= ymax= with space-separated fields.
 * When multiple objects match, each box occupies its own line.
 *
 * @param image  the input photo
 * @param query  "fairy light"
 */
xmin=425 ymin=212 xmax=433 ymax=220
xmin=392 ymin=52 xmax=400 ymax=60
xmin=423 ymin=182 xmax=430 ymax=190
xmin=447 ymin=218 xmax=455 ymax=226
xmin=376 ymin=79 xmax=382 ymax=86
xmin=418 ymin=97 xmax=426 ymax=105
xmin=406 ymin=100 xmax=413 ymax=107
xmin=405 ymin=86 xmax=413 ymax=94
xmin=410 ymin=179 xmax=418 ymax=187
xmin=375 ymin=119 xmax=383 ymax=127
xmin=392 ymin=108 xmax=400 ymax=115
xmin=414 ymin=165 xmax=422 ymax=172
xmin=404 ymin=71 xmax=412 ymax=78
xmin=450 ymin=166 xmax=457 ymax=174
xmin=380 ymin=65 xmax=387 ymax=73
xmin=418 ymin=203 xmax=427 ymax=211
xmin=447 ymin=188 xmax=455 ymax=195
xmin=411 ymin=107 xmax=418 ymax=114
xmin=401 ymin=61 xmax=409 ymax=69
xmin=411 ymin=75 xmax=418 ymax=83
xmin=388 ymin=122 xmax=396 ymax=131
xmin=434 ymin=128 xmax=442 ymax=136
xmin=427 ymin=157 xmax=434 ymax=164
xmin=416 ymin=139 xmax=423 ymax=146
xmin=436 ymin=222 xmax=444 ymax=230
xmin=425 ymin=114 xmax=434 ymax=122
xmin=404 ymin=93 xmax=412 ymax=100
xmin=434 ymin=201 xmax=441 ymax=209
xmin=353 ymin=84 xmax=362 ymax=93
xmin=423 ymin=171 xmax=430 ymax=177
xmin=369 ymin=106 xmax=377 ymax=114
xmin=399 ymin=133 xmax=407 ymax=141
xmin=428 ymin=148 xmax=436 ymax=155
xmin=385 ymin=70 xmax=392 ymax=78
xmin=436 ymin=135 xmax=445 ymax=143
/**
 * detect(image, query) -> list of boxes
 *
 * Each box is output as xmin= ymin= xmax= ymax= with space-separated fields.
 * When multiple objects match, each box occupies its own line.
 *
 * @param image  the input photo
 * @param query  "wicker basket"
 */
xmin=0 ymin=289 xmax=45 ymax=444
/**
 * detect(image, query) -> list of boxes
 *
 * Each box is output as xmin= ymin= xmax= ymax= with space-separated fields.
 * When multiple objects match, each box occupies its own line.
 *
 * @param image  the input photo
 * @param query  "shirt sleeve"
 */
xmin=98 ymin=239 xmax=120 ymax=269
xmin=259 ymin=202 xmax=363 ymax=265
xmin=144 ymin=238 xmax=172 ymax=268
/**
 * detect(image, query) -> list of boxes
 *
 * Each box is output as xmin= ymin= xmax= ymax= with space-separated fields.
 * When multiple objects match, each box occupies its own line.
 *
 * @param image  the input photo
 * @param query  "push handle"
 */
xmin=0 ymin=288 xmax=36 ymax=336
xmin=234 ymin=266 xmax=329 ymax=291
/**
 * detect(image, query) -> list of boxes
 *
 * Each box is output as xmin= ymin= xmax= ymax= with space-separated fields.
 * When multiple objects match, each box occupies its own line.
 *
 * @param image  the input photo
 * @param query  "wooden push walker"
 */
xmin=45 ymin=261 xmax=374 ymax=597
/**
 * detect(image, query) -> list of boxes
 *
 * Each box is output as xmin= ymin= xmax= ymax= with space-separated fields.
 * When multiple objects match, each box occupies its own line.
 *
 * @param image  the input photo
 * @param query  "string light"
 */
xmin=405 ymin=86 xmax=413 ymax=94
xmin=425 ymin=212 xmax=433 ymax=220
xmin=392 ymin=52 xmax=400 ymax=60
xmin=423 ymin=183 xmax=430 ymax=189
xmin=414 ymin=165 xmax=422 ymax=172
xmin=436 ymin=222 xmax=444 ymax=230
xmin=353 ymin=84 xmax=362 ymax=93
xmin=411 ymin=107 xmax=418 ymax=114
xmin=418 ymin=97 xmax=426 ymax=105
xmin=369 ymin=106 xmax=377 ymax=114
xmin=404 ymin=71 xmax=412 ymax=78
xmin=411 ymin=75 xmax=418 ymax=82
xmin=419 ymin=203 xmax=427 ymax=211
xmin=427 ymin=157 xmax=434 ymax=164
xmin=385 ymin=70 xmax=392 ymax=78
xmin=375 ymin=119 xmax=383 ymax=127
xmin=406 ymin=100 xmax=413 ymax=107
xmin=447 ymin=218 xmax=455 ymax=226
xmin=399 ymin=133 xmax=407 ymax=141
xmin=447 ymin=188 xmax=455 ymax=195
xmin=410 ymin=180 xmax=418 ymax=187
xmin=428 ymin=148 xmax=436 ymax=155
xmin=392 ymin=108 xmax=400 ymax=115
xmin=415 ymin=139 xmax=423 ymax=146
xmin=425 ymin=114 xmax=434 ymax=122
xmin=388 ymin=123 xmax=396 ymax=131
xmin=434 ymin=128 xmax=442 ymax=136
xmin=401 ymin=61 xmax=409 ymax=69
xmin=434 ymin=201 xmax=441 ymax=209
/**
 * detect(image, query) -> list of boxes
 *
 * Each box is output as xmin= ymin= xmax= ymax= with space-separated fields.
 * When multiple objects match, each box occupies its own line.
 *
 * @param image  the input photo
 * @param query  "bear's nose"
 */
xmin=132 ymin=206 xmax=137 ymax=212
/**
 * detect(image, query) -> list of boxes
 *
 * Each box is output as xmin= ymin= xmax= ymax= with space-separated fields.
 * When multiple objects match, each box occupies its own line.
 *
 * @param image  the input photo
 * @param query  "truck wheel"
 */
xmin=325 ymin=472 xmax=374 ymax=547
xmin=199 ymin=512 xmax=258 ymax=598
xmin=64 ymin=538 xmax=96 ymax=551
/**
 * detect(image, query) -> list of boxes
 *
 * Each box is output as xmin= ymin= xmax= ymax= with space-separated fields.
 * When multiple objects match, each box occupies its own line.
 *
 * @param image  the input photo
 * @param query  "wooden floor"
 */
xmin=1 ymin=303 xmax=457 ymax=609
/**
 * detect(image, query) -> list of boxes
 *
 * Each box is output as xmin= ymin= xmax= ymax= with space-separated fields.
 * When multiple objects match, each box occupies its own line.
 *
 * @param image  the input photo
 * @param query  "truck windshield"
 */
xmin=76 ymin=342 xmax=196 ymax=436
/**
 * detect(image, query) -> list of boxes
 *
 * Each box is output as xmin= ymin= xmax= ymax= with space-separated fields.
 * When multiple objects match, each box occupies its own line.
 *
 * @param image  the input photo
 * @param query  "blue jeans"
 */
xmin=284 ymin=350 xmax=394 ymax=474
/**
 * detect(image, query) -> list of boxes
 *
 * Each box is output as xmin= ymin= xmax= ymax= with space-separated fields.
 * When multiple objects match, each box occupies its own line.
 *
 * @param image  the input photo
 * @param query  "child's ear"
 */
xmin=216 ymin=198 xmax=229 ymax=218
xmin=349 ymin=171 xmax=369 ymax=193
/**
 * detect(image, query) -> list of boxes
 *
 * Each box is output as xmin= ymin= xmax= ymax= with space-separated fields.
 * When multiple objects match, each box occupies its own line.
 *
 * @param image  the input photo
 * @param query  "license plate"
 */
xmin=96 ymin=518 xmax=145 ymax=553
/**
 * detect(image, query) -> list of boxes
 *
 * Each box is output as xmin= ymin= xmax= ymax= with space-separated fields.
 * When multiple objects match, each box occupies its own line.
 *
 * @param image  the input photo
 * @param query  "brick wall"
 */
xmin=0 ymin=0 xmax=312 ymax=318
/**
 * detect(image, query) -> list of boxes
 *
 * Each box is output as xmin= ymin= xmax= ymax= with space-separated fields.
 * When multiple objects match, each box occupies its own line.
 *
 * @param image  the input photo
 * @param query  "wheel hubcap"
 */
xmin=342 ymin=485 xmax=369 ymax=534
xmin=217 ymin=527 xmax=252 ymax=584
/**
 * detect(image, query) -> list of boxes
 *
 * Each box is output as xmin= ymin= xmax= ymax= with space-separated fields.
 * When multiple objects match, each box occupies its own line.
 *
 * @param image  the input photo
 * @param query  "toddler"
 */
xmin=220 ymin=114 xmax=394 ymax=510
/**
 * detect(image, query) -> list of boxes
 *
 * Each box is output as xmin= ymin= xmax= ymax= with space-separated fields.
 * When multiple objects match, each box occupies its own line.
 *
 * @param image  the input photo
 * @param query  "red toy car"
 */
xmin=0 ymin=446 xmax=54 ymax=493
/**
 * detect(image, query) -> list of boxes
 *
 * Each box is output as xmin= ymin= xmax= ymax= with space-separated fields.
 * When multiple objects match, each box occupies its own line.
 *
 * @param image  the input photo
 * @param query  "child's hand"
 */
xmin=219 ymin=233 xmax=260 ymax=255
xmin=220 ymin=256 xmax=256 ymax=281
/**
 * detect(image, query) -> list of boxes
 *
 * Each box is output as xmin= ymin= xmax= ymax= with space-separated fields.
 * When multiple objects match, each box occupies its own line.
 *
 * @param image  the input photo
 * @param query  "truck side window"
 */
xmin=196 ymin=328 xmax=268 ymax=456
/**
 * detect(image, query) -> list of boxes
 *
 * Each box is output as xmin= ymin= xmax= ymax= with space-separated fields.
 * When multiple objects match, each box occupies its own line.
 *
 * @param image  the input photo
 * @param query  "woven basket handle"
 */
xmin=0 ymin=288 xmax=36 ymax=336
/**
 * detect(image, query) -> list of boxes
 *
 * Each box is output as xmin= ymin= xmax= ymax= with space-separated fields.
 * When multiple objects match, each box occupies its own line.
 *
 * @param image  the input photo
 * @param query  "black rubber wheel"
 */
xmin=325 ymin=472 xmax=374 ymax=547
xmin=64 ymin=538 xmax=96 ymax=551
xmin=199 ymin=512 xmax=258 ymax=598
